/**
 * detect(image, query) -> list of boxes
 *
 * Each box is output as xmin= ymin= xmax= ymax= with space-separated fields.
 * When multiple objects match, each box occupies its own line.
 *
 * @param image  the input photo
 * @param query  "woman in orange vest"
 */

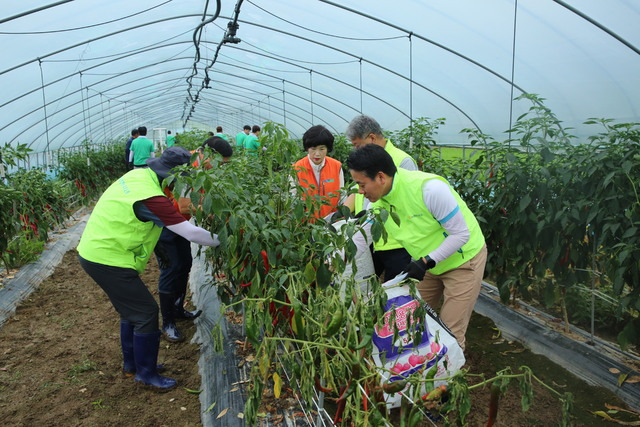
xmin=293 ymin=125 xmax=344 ymax=219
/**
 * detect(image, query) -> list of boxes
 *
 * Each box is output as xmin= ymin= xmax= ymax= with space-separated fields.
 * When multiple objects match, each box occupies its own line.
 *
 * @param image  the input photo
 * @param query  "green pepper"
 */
xmin=323 ymin=305 xmax=345 ymax=337
xmin=353 ymin=317 xmax=375 ymax=350
xmin=382 ymin=379 xmax=408 ymax=395
xmin=292 ymin=298 xmax=306 ymax=339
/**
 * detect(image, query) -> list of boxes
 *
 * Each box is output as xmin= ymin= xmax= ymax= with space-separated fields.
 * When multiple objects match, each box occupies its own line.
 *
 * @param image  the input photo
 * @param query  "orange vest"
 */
xmin=294 ymin=156 xmax=342 ymax=218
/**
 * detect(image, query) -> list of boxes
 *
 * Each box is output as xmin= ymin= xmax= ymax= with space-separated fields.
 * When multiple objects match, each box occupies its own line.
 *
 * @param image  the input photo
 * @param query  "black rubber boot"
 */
xmin=133 ymin=331 xmax=177 ymax=391
xmin=159 ymin=293 xmax=184 ymax=342
xmin=174 ymin=282 xmax=202 ymax=321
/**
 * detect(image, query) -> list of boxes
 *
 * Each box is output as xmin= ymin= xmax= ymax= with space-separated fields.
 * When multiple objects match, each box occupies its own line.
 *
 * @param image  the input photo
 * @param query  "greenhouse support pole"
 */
xmin=590 ymin=230 xmax=597 ymax=345
xmin=86 ymin=87 xmax=93 ymax=142
xmin=38 ymin=59 xmax=52 ymax=168
xmin=79 ymin=73 xmax=89 ymax=144
xmin=282 ymin=80 xmax=287 ymax=128
xmin=358 ymin=58 xmax=363 ymax=114
xmin=409 ymin=33 xmax=414 ymax=148
xmin=508 ymin=0 xmax=519 ymax=146
xmin=309 ymin=70 xmax=314 ymax=124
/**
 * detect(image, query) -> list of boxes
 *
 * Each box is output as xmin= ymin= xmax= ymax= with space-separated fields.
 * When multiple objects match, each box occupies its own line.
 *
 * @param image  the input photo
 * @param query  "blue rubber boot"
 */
xmin=133 ymin=331 xmax=177 ymax=390
xmin=120 ymin=320 xmax=136 ymax=376
xmin=121 ymin=320 xmax=165 ymax=377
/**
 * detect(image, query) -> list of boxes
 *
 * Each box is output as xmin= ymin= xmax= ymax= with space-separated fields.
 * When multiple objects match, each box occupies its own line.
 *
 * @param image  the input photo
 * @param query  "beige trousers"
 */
xmin=416 ymin=244 xmax=487 ymax=350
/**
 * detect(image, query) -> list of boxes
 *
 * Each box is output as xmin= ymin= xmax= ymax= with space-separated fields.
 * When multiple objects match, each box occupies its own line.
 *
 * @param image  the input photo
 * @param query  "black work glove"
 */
xmin=154 ymin=242 xmax=171 ymax=270
xmin=403 ymin=256 xmax=436 ymax=280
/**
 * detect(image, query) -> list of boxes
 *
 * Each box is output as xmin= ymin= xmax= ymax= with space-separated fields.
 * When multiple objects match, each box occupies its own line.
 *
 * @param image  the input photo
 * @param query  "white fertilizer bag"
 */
xmin=371 ymin=274 xmax=466 ymax=409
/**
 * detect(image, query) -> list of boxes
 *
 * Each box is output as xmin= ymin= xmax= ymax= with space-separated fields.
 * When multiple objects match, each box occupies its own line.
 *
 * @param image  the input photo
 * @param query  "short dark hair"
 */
xmin=347 ymin=144 xmax=397 ymax=180
xmin=137 ymin=126 xmax=147 ymax=136
xmin=243 ymin=125 xmax=251 ymax=130
xmin=167 ymin=130 xmax=172 ymax=135
xmin=202 ymin=137 xmax=233 ymax=158
xmin=131 ymin=128 xmax=139 ymax=137
xmin=252 ymin=125 xmax=261 ymax=133
xmin=302 ymin=125 xmax=334 ymax=152
xmin=216 ymin=126 xmax=223 ymax=132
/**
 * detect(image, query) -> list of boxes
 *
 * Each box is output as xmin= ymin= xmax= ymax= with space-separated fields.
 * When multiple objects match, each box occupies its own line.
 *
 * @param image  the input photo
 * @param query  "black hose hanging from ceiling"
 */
xmin=183 ymin=0 xmax=244 ymax=127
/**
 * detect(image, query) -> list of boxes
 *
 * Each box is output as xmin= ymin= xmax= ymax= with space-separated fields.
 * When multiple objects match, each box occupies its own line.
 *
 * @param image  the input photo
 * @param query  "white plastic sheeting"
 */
xmin=1 ymin=0 xmax=638 ymax=153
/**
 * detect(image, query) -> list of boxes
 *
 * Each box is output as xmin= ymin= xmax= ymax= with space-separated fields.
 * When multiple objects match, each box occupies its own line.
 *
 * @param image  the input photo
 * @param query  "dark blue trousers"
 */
xmin=156 ymin=228 xmax=193 ymax=296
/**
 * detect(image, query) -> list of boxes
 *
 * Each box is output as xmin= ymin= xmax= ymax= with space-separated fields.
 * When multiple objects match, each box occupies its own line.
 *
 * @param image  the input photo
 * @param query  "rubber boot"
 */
xmin=121 ymin=320 xmax=165 ymax=377
xmin=133 ymin=331 xmax=177 ymax=390
xmin=174 ymin=282 xmax=202 ymax=321
xmin=159 ymin=293 xmax=184 ymax=342
xmin=120 ymin=320 xmax=136 ymax=376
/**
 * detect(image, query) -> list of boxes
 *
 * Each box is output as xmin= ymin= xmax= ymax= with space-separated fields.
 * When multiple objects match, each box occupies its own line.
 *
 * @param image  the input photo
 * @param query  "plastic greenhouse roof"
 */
xmin=1 ymin=0 xmax=639 ymax=154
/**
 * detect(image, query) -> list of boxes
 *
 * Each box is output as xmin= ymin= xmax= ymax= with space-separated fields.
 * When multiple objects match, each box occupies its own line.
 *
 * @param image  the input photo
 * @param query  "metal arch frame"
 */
xmin=2 ymin=12 xmax=491 ymax=142
xmin=3 ymin=44 xmax=363 ymax=148
xmin=5 ymin=59 xmax=344 ymax=148
xmin=13 ymin=70 xmax=313 ymax=150
xmin=7 ymin=1 xmax=623 ymax=148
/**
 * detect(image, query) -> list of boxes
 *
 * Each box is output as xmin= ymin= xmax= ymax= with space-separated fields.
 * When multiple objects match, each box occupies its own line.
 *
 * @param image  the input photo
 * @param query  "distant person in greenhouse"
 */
xmin=155 ymin=137 xmax=232 ymax=342
xmin=244 ymin=125 xmax=261 ymax=155
xmin=192 ymin=136 xmax=233 ymax=168
xmin=129 ymin=126 xmax=155 ymax=168
xmin=347 ymin=144 xmax=487 ymax=350
xmin=293 ymin=125 xmax=345 ymax=219
xmin=166 ymin=130 xmax=176 ymax=147
xmin=77 ymin=146 xmax=221 ymax=391
xmin=125 ymin=128 xmax=139 ymax=170
xmin=235 ymin=125 xmax=251 ymax=148
xmin=214 ymin=126 xmax=229 ymax=141
xmin=343 ymin=114 xmax=417 ymax=281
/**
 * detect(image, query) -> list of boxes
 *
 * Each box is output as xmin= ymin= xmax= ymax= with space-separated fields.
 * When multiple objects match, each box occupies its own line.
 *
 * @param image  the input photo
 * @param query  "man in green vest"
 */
xmin=235 ymin=125 xmax=251 ymax=148
xmin=77 ymin=146 xmax=221 ymax=390
xmin=214 ymin=126 xmax=229 ymax=141
xmin=244 ymin=125 xmax=261 ymax=155
xmin=347 ymin=144 xmax=487 ymax=350
xmin=344 ymin=114 xmax=417 ymax=280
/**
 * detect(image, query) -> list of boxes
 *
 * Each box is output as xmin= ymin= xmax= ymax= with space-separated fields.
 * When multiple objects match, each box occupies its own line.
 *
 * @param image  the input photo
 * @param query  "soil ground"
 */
xmin=0 ymin=251 xmax=202 ymax=427
xmin=1 ymin=249 xmax=638 ymax=426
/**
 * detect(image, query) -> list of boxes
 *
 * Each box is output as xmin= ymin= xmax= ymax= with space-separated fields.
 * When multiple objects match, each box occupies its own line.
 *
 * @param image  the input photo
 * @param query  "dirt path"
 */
xmin=0 ymin=251 xmax=202 ymax=426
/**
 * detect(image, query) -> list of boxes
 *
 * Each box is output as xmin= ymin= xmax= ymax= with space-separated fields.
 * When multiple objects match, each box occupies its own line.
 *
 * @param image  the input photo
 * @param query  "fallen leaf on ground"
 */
xmin=216 ymin=408 xmax=229 ymax=419
xmin=592 ymin=410 xmax=640 ymax=425
xmin=606 ymin=403 xmax=640 ymax=415
xmin=609 ymin=368 xmax=621 ymax=374
xmin=618 ymin=373 xmax=629 ymax=387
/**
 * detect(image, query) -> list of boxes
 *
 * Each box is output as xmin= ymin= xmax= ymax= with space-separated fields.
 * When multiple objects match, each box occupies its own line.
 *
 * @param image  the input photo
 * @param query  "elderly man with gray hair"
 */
xmin=343 ymin=114 xmax=418 ymax=281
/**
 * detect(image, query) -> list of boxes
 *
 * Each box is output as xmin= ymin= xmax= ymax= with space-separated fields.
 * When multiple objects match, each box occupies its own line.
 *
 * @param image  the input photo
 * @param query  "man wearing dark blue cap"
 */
xmin=77 ymin=146 xmax=220 ymax=391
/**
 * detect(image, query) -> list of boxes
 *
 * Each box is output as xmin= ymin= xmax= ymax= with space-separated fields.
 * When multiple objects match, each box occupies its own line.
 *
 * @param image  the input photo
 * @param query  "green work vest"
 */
xmin=374 ymin=140 xmax=415 ymax=251
xmin=77 ymin=168 xmax=164 ymax=273
xmin=371 ymin=169 xmax=485 ymax=275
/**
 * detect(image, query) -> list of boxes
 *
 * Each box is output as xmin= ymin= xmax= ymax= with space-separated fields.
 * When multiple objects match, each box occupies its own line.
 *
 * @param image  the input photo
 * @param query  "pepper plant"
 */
xmin=173 ymin=121 xmax=574 ymax=425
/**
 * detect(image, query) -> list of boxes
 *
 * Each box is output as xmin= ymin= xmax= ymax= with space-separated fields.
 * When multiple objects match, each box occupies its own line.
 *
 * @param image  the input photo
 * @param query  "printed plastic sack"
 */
xmin=371 ymin=276 xmax=465 ymax=408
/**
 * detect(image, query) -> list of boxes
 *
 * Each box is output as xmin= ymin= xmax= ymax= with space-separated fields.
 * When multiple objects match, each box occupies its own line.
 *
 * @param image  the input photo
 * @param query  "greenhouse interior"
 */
xmin=1 ymin=1 xmax=639 ymax=426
